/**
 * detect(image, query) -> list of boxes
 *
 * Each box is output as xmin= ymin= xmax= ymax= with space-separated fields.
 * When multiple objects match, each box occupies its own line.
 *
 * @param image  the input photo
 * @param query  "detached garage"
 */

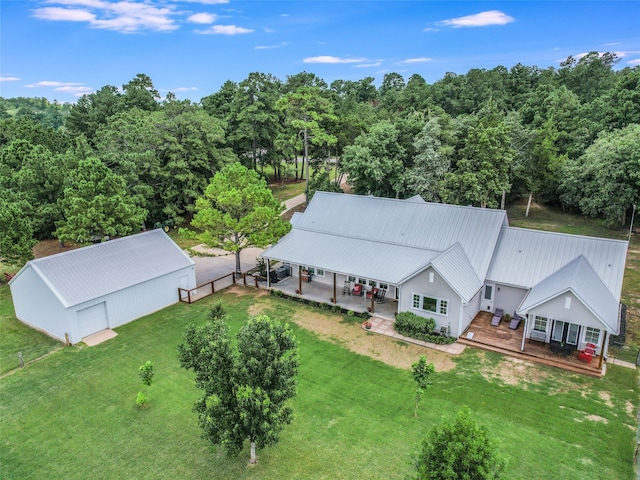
xmin=9 ymin=229 xmax=196 ymax=344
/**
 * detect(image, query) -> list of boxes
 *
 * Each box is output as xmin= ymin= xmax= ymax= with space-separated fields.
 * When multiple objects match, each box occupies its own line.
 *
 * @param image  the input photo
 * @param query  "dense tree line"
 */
xmin=1 ymin=54 xmax=639 ymax=264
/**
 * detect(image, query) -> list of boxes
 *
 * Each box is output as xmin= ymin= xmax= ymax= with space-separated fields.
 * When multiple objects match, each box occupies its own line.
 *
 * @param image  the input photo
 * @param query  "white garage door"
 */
xmin=77 ymin=302 xmax=108 ymax=338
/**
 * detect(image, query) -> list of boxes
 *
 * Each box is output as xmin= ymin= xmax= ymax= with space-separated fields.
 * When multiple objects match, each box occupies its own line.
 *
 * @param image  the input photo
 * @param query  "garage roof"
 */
xmin=12 ymin=229 xmax=194 ymax=308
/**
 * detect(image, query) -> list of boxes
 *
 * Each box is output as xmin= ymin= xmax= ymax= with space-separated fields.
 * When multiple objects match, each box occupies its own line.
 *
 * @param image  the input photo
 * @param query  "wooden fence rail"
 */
xmin=178 ymin=272 xmax=260 ymax=304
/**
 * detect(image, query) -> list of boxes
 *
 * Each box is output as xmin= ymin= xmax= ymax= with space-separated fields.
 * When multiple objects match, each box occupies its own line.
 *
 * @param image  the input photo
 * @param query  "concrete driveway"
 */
xmin=190 ymin=246 xmax=264 ymax=285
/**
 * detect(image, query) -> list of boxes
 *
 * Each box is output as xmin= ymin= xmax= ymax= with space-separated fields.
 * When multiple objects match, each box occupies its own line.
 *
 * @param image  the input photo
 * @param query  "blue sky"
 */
xmin=1 ymin=1 xmax=639 ymax=103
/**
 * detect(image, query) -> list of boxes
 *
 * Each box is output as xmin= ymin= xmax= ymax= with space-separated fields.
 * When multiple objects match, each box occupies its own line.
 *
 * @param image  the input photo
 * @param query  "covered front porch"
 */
xmin=459 ymin=312 xmax=605 ymax=377
xmin=268 ymin=275 xmax=398 ymax=319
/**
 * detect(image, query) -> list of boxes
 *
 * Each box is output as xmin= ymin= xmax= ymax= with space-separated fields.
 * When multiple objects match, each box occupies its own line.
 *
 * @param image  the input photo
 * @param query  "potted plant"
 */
xmin=295 ymin=289 xmax=300 ymax=295
xmin=363 ymin=321 xmax=372 ymax=330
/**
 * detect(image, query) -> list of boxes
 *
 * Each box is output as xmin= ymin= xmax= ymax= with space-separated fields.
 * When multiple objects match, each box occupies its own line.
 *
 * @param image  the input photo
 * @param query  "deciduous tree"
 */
xmin=178 ymin=312 xmax=299 ymax=464
xmin=411 ymin=406 xmax=506 ymax=479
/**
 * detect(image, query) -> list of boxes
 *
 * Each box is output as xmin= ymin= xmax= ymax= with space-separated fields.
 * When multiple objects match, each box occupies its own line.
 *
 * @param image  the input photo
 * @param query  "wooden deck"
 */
xmin=459 ymin=312 xmax=604 ymax=377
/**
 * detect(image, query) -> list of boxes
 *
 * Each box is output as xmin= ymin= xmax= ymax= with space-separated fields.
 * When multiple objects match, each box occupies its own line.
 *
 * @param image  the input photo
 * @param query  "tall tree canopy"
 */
xmin=559 ymin=123 xmax=640 ymax=227
xmin=184 ymin=162 xmax=290 ymax=274
xmin=54 ymin=157 xmax=147 ymax=244
xmin=178 ymin=310 xmax=299 ymax=464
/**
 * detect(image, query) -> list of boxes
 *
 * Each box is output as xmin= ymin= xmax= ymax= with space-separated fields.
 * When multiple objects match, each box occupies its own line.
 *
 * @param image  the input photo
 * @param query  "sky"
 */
xmin=1 ymin=0 xmax=639 ymax=103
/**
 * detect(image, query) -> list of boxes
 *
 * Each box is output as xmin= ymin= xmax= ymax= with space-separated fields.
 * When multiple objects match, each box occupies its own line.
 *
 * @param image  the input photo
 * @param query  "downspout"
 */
xmin=458 ymin=303 xmax=464 ymax=338
xmin=333 ymin=272 xmax=337 ymax=303
xmin=298 ymin=265 xmax=302 ymax=295
xmin=520 ymin=315 xmax=528 ymax=352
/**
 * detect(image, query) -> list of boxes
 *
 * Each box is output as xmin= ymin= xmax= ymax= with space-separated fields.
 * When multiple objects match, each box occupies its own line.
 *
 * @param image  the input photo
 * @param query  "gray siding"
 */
xmin=493 ymin=284 xmax=528 ymax=317
xmin=400 ymin=267 xmax=463 ymax=337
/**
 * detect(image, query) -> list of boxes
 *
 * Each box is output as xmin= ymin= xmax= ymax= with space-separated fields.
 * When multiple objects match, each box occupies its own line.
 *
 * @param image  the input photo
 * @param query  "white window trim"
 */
xmin=584 ymin=327 xmax=601 ymax=345
xmin=412 ymin=292 xmax=449 ymax=317
xmin=533 ymin=315 xmax=548 ymax=333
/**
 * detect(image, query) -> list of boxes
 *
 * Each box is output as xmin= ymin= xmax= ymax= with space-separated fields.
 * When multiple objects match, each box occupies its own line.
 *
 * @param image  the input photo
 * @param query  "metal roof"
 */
xmin=487 ymin=227 xmax=628 ymax=299
xmin=14 ymin=229 xmax=194 ymax=308
xmin=288 ymin=192 xmax=507 ymax=279
xmin=263 ymin=192 xmax=507 ymax=293
xmin=263 ymin=229 xmax=439 ymax=284
xmin=430 ymin=243 xmax=483 ymax=302
xmin=517 ymin=256 xmax=620 ymax=333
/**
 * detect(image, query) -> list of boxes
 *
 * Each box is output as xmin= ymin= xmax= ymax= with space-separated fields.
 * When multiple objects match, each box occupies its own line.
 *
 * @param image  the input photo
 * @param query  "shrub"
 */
xmin=138 ymin=361 xmax=154 ymax=387
xmin=394 ymin=312 xmax=456 ymax=344
xmin=136 ymin=391 xmax=148 ymax=407
xmin=395 ymin=312 xmax=435 ymax=338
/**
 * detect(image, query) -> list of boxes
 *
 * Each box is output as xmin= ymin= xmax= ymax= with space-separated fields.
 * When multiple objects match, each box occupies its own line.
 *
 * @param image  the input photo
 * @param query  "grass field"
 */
xmin=0 ymin=289 xmax=637 ymax=479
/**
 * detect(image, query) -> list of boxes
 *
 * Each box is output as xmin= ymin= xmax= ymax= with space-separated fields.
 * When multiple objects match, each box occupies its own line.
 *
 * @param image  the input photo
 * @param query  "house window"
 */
xmin=304 ymin=267 xmax=324 ymax=277
xmin=368 ymin=279 xmax=377 ymax=287
xmin=533 ymin=316 xmax=548 ymax=332
xmin=378 ymin=283 xmax=388 ymax=290
xmin=348 ymin=275 xmax=356 ymax=283
xmin=412 ymin=293 xmax=448 ymax=316
xmin=358 ymin=277 xmax=366 ymax=285
xmin=585 ymin=327 xmax=601 ymax=345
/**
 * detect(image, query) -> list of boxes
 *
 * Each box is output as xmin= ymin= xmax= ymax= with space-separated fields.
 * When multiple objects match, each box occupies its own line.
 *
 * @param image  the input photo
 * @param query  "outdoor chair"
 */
xmin=352 ymin=283 xmax=363 ymax=296
xmin=491 ymin=308 xmax=504 ymax=327
xmin=366 ymin=287 xmax=378 ymax=300
xmin=375 ymin=289 xmax=386 ymax=304
xmin=578 ymin=342 xmax=597 ymax=363
xmin=509 ymin=313 xmax=523 ymax=330
xmin=342 ymin=280 xmax=351 ymax=295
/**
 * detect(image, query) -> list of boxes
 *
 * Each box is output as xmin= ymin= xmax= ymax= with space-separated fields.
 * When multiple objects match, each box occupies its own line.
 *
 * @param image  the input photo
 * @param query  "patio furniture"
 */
xmin=529 ymin=330 xmax=546 ymax=343
xmin=509 ymin=313 xmax=523 ymax=330
xmin=342 ymin=280 xmax=351 ymax=295
xmin=352 ymin=283 xmax=363 ymax=296
xmin=550 ymin=340 xmax=574 ymax=356
xmin=301 ymin=270 xmax=313 ymax=283
xmin=578 ymin=343 xmax=597 ymax=363
xmin=375 ymin=289 xmax=386 ymax=304
xmin=491 ymin=308 xmax=504 ymax=327
xmin=366 ymin=287 xmax=378 ymax=300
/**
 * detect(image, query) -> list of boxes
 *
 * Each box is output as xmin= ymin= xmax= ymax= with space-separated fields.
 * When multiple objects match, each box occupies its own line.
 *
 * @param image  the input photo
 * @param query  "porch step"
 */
xmin=457 ymin=337 xmax=603 ymax=378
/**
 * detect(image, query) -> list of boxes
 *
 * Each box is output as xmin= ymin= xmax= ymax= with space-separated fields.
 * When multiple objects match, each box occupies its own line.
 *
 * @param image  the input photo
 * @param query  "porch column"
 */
xmin=266 ymin=259 xmax=271 ymax=288
xmin=298 ymin=265 xmax=302 ymax=294
xmin=333 ymin=273 xmax=337 ymax=303
xmin=370 ymin=291 xmax=375 ymax=313
xmin=520 ymin=315 xmax=528 ymax=352
xmin=598 ymin=330 xmax=607 ymax=369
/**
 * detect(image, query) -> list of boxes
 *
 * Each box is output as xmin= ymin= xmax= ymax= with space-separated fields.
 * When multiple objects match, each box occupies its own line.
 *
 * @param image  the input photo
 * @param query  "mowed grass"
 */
xmin=1 ymin=289 xmax=637 ymax=479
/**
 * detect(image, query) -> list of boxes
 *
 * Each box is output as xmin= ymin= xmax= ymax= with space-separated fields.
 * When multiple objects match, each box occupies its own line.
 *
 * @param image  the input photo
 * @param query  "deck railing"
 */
xmin=178 ymin=272 xmax=259 ymax=304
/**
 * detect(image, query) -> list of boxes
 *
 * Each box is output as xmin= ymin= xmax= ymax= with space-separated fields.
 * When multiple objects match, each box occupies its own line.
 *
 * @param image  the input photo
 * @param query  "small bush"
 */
xmin=138 ymin=361 xmax=154 ymax=387
xmin=136 ymin=391 xmax=148 ymax=407
xmin=395 ymin=312 xmax=456 ymax=344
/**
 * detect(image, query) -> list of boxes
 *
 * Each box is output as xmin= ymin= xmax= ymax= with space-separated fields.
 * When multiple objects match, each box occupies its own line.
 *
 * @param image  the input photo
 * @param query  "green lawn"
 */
xmin=1 ymin=289 xmax=637 ymax=479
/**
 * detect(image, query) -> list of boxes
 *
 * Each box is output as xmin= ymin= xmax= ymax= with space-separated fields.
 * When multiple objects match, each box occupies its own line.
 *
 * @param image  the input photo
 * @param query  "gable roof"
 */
xmin=11 ymin=229 xmax=194 ymax=308
xmin=517 ymin=256 xmax=620 ymax=333
xmin=263 ymin=192 xmax=507 ymax=289
xmin=487 ymin=226 xmax=628 ymax=299
xmin=430 ymin=243 xmax=482 ymax=303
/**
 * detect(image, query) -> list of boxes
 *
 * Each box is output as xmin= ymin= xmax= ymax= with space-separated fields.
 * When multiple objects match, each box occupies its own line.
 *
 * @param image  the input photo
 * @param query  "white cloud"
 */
xmin=176 ymin=0 xmax=228 ymax=4
xmin=187 ymin=12 xmax=217 ymax=24
xmin=196 ymin=24 xmax=253 ymax=34
xmin=423 ymin=27 xmax=438 ymax=33
xmin=26 ymin=80 xmax=84 ymax=87
xmin=303 ymin=56 xmax=367 ymax=64
xmin=441 ymin=10 xmax=514 ymax=28
xmin=354 ymin=62 xmax=381 ymax=68
xmin=402 ymin=57 xmax=432 ymax=64
xmin=32 ymin=7 xmax=96 ymax=22
xmin=171 ymin=86 xmax=199 ymax=92
xmin=628 ymin=59 xmax=640 ymax=66
xmin=24 ymin=80 xmax=92 ymax=96
xmin=0 ymin=76 xmax=21 ymax=82
xmin=32 ymin=1 xmax=180 ymax=33
xmin=254 ymin=42 xmax=288 ymax=50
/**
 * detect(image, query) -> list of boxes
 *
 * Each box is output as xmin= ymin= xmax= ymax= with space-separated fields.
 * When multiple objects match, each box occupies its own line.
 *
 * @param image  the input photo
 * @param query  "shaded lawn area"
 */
xmin=1 ymin=290 xmax=637 ymax=479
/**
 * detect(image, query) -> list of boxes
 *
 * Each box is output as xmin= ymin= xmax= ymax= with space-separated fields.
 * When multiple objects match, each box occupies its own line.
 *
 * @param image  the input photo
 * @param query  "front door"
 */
xmin=483 ymin=283 xmax=495 ymax=312
xmin=551 ymin=320 xmax=580 ymax=345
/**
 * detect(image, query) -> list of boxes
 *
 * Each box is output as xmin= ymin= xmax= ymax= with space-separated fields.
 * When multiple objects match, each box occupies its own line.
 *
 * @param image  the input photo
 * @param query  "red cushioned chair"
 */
xmin=352 ymin=284 xmax=362 ymax=296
